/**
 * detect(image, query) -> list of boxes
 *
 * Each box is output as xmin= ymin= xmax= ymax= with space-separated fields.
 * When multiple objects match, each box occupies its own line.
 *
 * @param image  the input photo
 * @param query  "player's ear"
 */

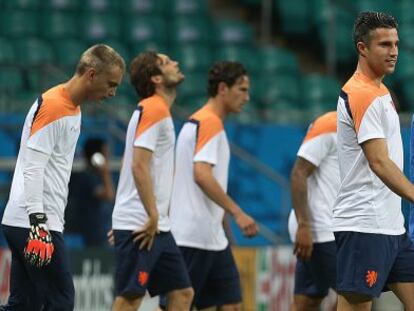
xmin=151 ymin=75 xmax=162 ymax=85
xmin=357 ymin=41 xmax=367 ymax=57
xmin=217 ymin=81 xmax=228 ymax=95
xmin=85 ymin=68 xmax=97 ymax=81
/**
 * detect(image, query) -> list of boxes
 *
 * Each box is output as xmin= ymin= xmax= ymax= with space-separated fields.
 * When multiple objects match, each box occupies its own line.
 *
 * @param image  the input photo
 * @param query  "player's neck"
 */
xmin=63 ymin=76 xmax=86 ymax=106
xmin=205 ymin=98 xmax=227 ymax=121
xmin=356 ymin=61 xmax=384 ymax=87
xmin=155 ymin=87 xmax=176 ymax=108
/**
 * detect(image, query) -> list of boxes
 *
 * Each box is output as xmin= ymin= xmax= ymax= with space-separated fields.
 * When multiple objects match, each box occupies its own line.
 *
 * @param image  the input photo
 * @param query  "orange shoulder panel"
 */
xmin=342 ymin=74 xmax=389 ymax=134
xmin=303 ymin=111 xmax=337 ymax=143
xmin=30 ymin=85 xmax=79 ymax=137
xmin=191 ymin=107 xmax=224 ymax=155
xmin=135 ymin=95 xmax=170 ymax=138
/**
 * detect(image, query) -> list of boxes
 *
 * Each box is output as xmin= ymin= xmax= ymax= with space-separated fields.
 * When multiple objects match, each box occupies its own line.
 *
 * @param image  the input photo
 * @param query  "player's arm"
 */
xmin=290 ymin=157 xmax=317 ymax=261
xmin=131 ymin=147 xmax=159 ymax=250
xmin=23 ymin=147 xmax=54 ymax=267
xmin=362 ymin=138 xmax=414 ymax=202
xmin=193 ymin=162 xmax=257 ymax=237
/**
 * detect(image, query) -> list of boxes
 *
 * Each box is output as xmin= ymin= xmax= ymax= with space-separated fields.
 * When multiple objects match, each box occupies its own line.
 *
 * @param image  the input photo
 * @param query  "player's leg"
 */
xmin=337 ymin=293 xmax=372 ymax=311
xmin=112 ymin=230 xmax=156 ymax=311
xmin=195 ymin=246 xmax=241 ymax=311
xmin=291 ymin=294 xmax=322 ymax=311
xmin=1 ymin=225 xmax=43 ymax=311
xmin=40 ymin=232 xmax=74 ymax=311
xmin=147 ymin=232 xmax=193 ymax=310
xmin=335 ymin=232 xmax=394 ymax=311
xmin=386 ymin=233 xmax=414 ymax=310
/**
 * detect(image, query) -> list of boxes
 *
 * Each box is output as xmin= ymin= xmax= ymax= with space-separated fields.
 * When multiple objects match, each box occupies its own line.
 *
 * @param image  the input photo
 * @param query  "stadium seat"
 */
xmin=53 ymin=39 xmax=88 ymax=69
xmin=81 ymin=13 xmax=121 ymax=42
xmin=13 ymin=38 xmax=55 ymax=66
xmin=120 ymin=0 xmax=167 ymax=15
xmin=212 ymin=19 xmax=254 ymax=46
xmin=259 ymin=75 xmax=300 ymax=108
xmin=275 ymin=0 xmax=312 ymax=35
xmin=129 ymin=41 xmax=168 ymax=57
xmin=82 ymin=0 xmax=118 ymax=12
xmin=167 ymin=0 xmax=208 ymax=17
xmin=301 ymin=73 xmax=341 ymax=110
xmin=123 ymin=15 xmax=167 ymax=46
xmin=40 ymin=11 xmax=78 ymax=39
xmin=169 ymin=17 xmax=210 ymax=45
xmin=353 ymin=0 xmax=395 ymax=16
xmin=395 ymin=50 xmax=414 ymax=83
xmin=0 ymin=37 xmax=16 ymax=63
xmin=213 ymin=45 xmax=260 ymax=74
xmin=171 ymin=45 xmax=211 ymax=73
xmin=399 ymin=26 xmax=414 ymax=51
xmin=3 ymin=0 xmax=40 ymax=9
xmin=43 ymin=0 xmax=80 ymax=10
xmin=0 ymin=10 xmax=38 ymax=38
xmin=177 ymin=72 xmax=206 ymax=98
xmin=397 ymin=0 xmax=414 ymax=25
xmin=27 ymin=70 xmax=69 ymax=92
xmin=176 ymin=95 xmax=207 ymax=112
xmin=0 ymin=68 xmax=24 ymax=93
xmin=258 ymin=46 xmax=299 ymax=75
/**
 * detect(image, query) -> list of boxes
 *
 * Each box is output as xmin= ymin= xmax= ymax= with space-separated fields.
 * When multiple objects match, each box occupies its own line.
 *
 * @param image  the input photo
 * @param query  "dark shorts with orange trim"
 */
xmin=294 ymin=241 xmax=337 ymax=297
xmin=335 ymin=231 xmax=414 ymax=297
xmin=113 ymin=230 xmax=191 ymax=297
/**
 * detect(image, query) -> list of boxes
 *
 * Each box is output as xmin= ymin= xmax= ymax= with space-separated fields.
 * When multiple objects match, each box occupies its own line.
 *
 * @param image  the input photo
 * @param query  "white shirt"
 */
xmin=288 ymin=112 xmax=339 ymax=243
xmin=112 ymin=95 xmax=175 ymax=232
xmin=334 ymin=72 xmax=405 ymax=235
xmin=2 ymin=85 xmax=81 ymax=232
xmin=169 ymin=105 xmax=230 ymax=250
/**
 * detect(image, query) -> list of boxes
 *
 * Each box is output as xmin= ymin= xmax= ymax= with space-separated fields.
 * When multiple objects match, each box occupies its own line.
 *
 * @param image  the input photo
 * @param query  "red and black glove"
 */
xmin=24 ymin=213 xmax=54 ymax=267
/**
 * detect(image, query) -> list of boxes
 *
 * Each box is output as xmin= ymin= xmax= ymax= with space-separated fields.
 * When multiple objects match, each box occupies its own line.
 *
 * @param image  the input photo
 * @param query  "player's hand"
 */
xmin=24 ymin=213 xmax=54 ymax=268
xmin=293 ymin=223 xmax=313 ymax=261
xmin=132 ymin=214 xmax=159 ymax=251
xmin=234 ymin=211 xmax=258 ymax=237
xmin=107 ymin=229 xmax=114 ymax=246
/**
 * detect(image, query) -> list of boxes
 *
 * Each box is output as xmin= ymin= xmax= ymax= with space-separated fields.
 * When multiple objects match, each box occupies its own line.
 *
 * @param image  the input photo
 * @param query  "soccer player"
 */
xmin=288 ymin=111 xmax=338 ymax=311
xmin=111 ymin=51 xmax=194 ymax=311
xmin=1 ymin=44 xmax=125 ymax=310
xmin=167 ymin=61 xmax=257 ymax=310
xmin=335 ymin=11 xmax=414 ymax=310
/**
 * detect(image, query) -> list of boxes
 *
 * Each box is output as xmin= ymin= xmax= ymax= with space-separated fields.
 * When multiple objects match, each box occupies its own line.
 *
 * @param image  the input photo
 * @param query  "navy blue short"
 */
xmin=113 ymin=230 xmax=191 ymax=297
xmin=161 ymin=245 xmax=241 ymax=309
xmin=1 ymin=224 xmax=74 ymax=311
xmin=294 ymin=241 xmax=337 ymax=297
xmin=335 ymin=231 xmax=414 ymax=297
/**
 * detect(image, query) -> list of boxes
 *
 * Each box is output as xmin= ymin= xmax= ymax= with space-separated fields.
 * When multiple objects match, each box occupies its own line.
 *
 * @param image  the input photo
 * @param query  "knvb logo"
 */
xmin=138 ymin=271 xmax=149 ymax=286
xmin=366 ymin=270 xmax=378 ymax=288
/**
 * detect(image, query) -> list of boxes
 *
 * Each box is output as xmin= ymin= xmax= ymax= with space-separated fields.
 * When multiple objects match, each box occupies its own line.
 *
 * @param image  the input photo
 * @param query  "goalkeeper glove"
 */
xmin=24 ymin=213 xmax=54 ymax=267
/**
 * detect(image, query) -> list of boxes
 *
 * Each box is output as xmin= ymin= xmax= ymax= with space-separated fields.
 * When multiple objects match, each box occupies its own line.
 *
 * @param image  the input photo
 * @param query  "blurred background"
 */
xmin=0 ymin=0 xmax=412 ymax=310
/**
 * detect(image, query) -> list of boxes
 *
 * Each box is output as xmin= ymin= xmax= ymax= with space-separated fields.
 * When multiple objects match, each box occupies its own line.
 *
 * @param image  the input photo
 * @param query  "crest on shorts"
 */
xmin=138 ymin=271 xmax=149 ymax=286
xmin=365 ymin=270 xmax=378 ymax=288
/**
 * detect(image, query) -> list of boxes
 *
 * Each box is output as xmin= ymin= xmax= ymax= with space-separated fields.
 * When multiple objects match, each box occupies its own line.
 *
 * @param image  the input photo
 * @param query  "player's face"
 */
xmin=224 ymin=75 xmax=250 ymax=114
xmin=364 ymin=27 xmax=398 ymax=76
xmin=157 ymin=53 xmax=185 ymax=87
xmin=88 ymin=65 xmax=124 ymax=103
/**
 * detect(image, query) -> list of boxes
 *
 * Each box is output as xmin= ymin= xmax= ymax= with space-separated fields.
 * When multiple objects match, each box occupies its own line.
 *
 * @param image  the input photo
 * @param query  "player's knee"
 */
xmin=294 ymin=296 xmax=322 ymax=311
xmin=218 ymin=302 xmax=242 ymax=311
xmin=112 ymin=294 xmax=143 ymax=311
xmin=170 ymin=287 xmax=194 ymax=304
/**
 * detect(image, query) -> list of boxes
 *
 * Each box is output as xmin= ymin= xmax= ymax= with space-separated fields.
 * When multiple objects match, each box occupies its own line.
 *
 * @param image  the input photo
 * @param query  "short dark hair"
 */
xmin=207 ymin=61 xmax=248 ymax=97
xmin=129 ymin=51 xmax=162 ymax=98
xmin=353 ymin=11 xmax=398 ymax=51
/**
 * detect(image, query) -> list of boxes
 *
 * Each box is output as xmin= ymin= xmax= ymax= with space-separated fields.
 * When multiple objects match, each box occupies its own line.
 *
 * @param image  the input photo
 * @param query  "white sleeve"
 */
xmin=134 ymin=122 xmax=161 ymax=152
xmin=297 ymin=134 xmax=334 ymax=167
xmin=194 ymin=135 xmax=220 ymax=165
xmin=27 ymin=119 xmax=62 ymax=156
xmin=24 ymin=147 xmax=50 ymax=215
xmin=357 ymin=101 xmax=385 ymax=144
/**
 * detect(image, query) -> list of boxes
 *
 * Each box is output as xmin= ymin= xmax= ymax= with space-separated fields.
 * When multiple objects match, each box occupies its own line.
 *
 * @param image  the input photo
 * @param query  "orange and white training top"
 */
xmin=334 ymin=72 xmax=405 ymax=235
xmin=169 ymin=105 xmax=230 ymax=251
xmin=112 ymin=94 xmax=175 ymax=232
xmin=288 ymin=111 xmax=339 ymax=243
xmin=2 ymin=85 xmax=81 ymax=232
